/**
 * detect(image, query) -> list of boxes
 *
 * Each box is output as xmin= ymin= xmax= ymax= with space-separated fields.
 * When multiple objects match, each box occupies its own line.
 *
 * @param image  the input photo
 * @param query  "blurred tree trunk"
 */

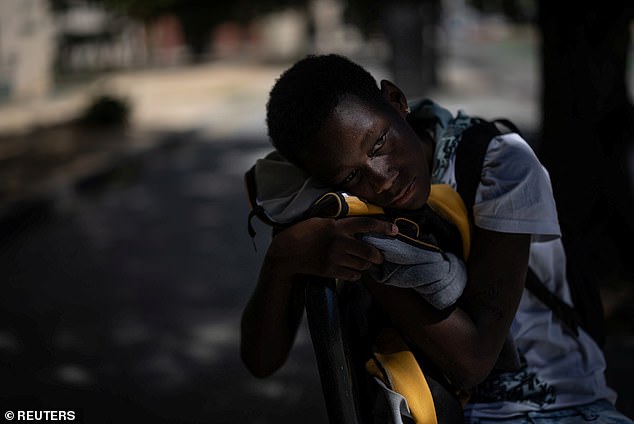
xmin=382 ymin=0 xmax=440 ymax=98
xmin=537 ymin=1 xmax=634 ymax=282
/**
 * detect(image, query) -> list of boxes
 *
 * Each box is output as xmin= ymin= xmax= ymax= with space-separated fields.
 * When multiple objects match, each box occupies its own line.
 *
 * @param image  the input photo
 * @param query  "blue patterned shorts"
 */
xmin=465 ymin=400 xmax=633 ymax=424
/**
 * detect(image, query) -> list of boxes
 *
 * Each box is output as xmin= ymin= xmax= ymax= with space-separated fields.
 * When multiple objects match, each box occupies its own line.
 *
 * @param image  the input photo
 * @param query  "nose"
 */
xmin=366 ymin=156 xmax=397 ymax=194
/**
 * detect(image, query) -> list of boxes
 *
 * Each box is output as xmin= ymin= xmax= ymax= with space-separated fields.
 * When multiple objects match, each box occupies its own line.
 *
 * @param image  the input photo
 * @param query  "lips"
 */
xmin=389 ymin=178 xmax=416 ymax=208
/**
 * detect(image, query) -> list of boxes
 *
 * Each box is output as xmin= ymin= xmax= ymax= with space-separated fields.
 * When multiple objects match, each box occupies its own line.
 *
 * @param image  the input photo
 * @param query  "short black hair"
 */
xmin=266 ymin=54 xmax=384 ymax=169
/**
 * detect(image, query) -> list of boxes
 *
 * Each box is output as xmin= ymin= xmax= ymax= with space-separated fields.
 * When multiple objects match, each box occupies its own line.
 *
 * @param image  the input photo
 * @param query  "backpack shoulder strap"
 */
xmin=524 ymin=268 xmax=581 ymax=337
xmin=454 ymin=119 xmax=502 ymax=212
xmin=453 ymin=118 xmax=600 ymax=344
xmin=559 ymin=226 xmax=606 ymax=348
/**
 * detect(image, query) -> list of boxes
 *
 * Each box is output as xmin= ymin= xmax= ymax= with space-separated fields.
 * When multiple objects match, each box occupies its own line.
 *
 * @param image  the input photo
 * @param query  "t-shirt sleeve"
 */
xmin=473 ymin=132 xmax=561 ymax=241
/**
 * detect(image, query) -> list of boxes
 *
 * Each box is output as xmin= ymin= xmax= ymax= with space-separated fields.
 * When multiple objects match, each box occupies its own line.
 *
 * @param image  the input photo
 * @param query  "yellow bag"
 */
xmin=360 ymin=184 xmax=471 ymax=424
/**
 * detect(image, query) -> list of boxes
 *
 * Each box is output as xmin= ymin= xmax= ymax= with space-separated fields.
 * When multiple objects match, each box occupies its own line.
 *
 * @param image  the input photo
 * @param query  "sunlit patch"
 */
xmin=54 ymin=364 xmax=95 ymax=386
xmin=245 ymin=379 xmax=286 ymax=399
xmin=185 ymin=319 xmax=240 ymax=365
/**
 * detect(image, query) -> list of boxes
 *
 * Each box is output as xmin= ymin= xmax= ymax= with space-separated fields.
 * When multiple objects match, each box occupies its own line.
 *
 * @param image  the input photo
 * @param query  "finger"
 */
xmin=327 ymin=265 xmax=364 ymax=282
xmin=340 ymin=217 xmax=398 ymax=237
xmin=336 ymin=253 xmax=375 ymax=272
xmin=334 ymin=237 xmax=384 ymax=265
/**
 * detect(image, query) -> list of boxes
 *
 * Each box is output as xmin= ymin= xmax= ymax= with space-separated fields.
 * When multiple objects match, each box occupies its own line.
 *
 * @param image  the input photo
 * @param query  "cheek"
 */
xmin=404 ymin=139 xmax=431 ymax=209
xmin=411 ymin=177 xmax=430 ymax=209
xmin=354 ymin=185 xmax=379 ymax=203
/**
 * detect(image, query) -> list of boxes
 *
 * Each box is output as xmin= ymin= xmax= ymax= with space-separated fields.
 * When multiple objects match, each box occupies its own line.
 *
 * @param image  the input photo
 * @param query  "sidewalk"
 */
xmin=0 ymin=61 xmax=286 ymax=221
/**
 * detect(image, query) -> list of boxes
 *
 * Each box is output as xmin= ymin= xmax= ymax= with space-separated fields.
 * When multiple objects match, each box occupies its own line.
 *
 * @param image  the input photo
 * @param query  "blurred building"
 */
xmin=55 ymin=2 xmax=149 ymax=72
xmin=211 ymin=0 xmax=373 ymax=62
xmin=0 ymin=0 xmax=55 ymax=102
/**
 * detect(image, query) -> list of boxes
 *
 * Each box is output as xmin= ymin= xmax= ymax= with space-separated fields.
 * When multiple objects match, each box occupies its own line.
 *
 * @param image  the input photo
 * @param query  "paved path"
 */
xmin=0 ymin=135 xmax=329 ymax=423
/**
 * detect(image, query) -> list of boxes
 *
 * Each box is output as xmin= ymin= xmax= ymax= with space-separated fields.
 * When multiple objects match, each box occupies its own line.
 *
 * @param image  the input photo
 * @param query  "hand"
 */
xmin=362 ymin=233 xmax=467 ymax=310
xmin=268 ymin=217 xmax=398 ymax=281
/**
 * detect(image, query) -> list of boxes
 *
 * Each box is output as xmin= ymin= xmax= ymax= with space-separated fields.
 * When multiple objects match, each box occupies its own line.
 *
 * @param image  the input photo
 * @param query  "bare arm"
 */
xmin=365 ymin=226 xmax=530 ymax=388
xmin=240 ymin=216 xmax=398 ymax=377
xmin=240 ymin=251 xmax=306 ymax=378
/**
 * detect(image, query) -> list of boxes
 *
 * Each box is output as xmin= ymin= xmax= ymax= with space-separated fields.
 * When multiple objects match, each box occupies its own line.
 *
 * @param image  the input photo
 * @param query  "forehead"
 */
xmin=305 ymin=95 xmax=388 ymax=182
xmin=329 ymin=95 xmax=377 ymax=128
xmin=317 ymin=96 xmax=385 ymax=151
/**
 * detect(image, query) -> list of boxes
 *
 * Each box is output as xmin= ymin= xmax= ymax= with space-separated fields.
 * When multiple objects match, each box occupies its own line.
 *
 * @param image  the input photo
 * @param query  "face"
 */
xmin=305 ymin=92 xmax=433 ymax=210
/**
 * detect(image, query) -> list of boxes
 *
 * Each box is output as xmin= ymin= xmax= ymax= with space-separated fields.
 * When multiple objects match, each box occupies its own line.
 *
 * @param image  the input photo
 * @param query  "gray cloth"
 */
xmin=370 ymin=377 xmax=416 ymax=424
xmin=361 ymin=234 xmax=467 ymax=310
xmin=254 ymin=151 xmax=329 ymax=224
xmin=362 ymin=233 xmax=521 ymax=370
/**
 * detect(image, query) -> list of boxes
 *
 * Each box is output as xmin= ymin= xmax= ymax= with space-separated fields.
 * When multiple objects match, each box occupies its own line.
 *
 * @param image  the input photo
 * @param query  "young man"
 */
xmin=240 ymin=54 xmax=632 ymax=423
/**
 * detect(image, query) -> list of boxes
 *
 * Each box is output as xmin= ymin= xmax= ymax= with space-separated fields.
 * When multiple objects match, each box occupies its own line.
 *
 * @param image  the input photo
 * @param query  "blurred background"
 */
xmin=0 ymin=0 xmax=633 ymax=422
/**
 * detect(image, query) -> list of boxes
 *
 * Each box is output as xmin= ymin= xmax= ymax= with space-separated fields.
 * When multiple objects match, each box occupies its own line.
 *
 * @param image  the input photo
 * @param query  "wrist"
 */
xmin=265 ymin=230 xmax=301 ymax=275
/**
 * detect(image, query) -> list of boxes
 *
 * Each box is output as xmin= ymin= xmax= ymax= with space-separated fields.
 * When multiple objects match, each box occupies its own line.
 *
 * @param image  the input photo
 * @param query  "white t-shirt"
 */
xmin=435 ymin=132 xmax=617 ymax=418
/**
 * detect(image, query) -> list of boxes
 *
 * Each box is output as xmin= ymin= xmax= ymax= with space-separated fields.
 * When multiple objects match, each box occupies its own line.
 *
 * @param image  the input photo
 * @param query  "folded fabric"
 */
xmin=361 ymin=233 xmax=520 ymax=370
xmin=361 ymin=234 xmax=467 ymax=310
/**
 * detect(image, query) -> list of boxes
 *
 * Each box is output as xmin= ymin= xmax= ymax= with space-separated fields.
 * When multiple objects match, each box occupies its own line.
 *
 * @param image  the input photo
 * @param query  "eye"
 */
xmin=341 ymin=169 xmax=359 ymax=186
xmin=370 ymin=131 xmax=388 ymax=157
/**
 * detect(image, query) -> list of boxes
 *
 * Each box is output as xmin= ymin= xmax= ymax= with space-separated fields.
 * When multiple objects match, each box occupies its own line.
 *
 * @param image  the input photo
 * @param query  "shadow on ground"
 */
xmin=0 ymin=135 xmax=327 ymax=423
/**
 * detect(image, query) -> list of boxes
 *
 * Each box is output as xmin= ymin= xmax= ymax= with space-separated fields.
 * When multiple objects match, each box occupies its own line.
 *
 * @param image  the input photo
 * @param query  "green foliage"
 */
xmin=94 ymin=0 xmax=309 ymax=23
xmin=344 ymin=0 xmax=383 ymax=36
xmin=467 ymin=0 xmax=536 ymax=22
xmin=92 ymin=0 xmax=312 ymax=59
xmin=98 ymin=0 xmax=177 ymax=21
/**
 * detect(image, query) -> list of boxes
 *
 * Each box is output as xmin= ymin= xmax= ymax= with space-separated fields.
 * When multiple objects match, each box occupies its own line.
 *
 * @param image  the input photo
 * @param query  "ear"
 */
xmin=380 ymin=80 xmax=410 ymax=117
